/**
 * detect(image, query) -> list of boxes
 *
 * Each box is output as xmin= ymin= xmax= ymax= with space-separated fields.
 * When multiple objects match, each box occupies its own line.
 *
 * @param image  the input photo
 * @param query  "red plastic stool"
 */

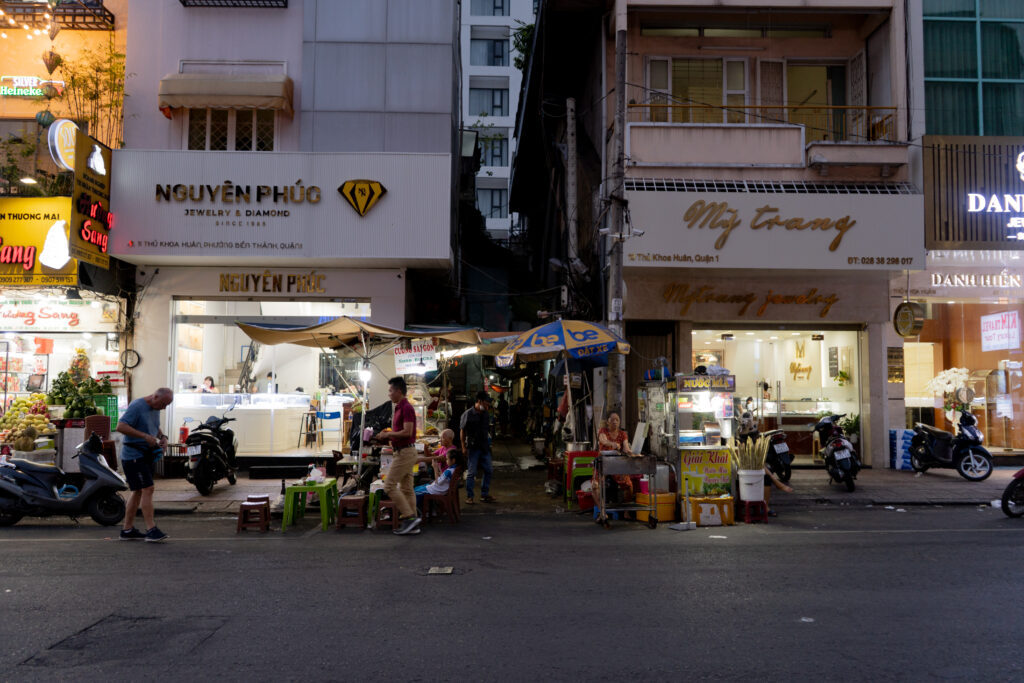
xmin=237 ymin=501 xmax=270 ymax=532
xmin=376 ymin=499 xmax=400 ymax=531
xmin=336 ymin=495 xmax=367 ymax=530
xmin=742 ymin=500 xmax=769 ymax=523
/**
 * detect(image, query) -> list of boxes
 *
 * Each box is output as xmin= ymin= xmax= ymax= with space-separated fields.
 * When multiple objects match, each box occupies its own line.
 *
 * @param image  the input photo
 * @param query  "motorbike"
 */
xmin=184 ymin=405 xmax=238 ymax=495
xmin=910 ymin=409 xmax=992 ymax=481
xmin=1000 ymin=467 xmax=1024 ymax=518
xmin=813 ymin=414 xmax=861 ymax=492
xmin=0 ymin=433 xmax=128 ymax=527
xmin=763 ymin=429 xmax=794 ymax=484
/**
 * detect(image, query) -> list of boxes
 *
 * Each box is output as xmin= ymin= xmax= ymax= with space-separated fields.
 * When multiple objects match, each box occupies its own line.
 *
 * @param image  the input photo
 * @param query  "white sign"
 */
xmin=110 ymin=150 xmax=451 ymax=266
xmin=0 ymin=299 xmax=119 ymax=332
xmin=624 ymin=191 xmax=924 ymax=270
xmin=981 ymin=311 xmax=1020 ymax=352
xmin=394 ymin=339 xmax=438 ymax=374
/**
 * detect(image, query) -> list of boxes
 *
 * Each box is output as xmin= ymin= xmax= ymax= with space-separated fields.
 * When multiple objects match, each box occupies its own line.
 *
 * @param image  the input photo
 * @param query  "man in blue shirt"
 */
xmin=115 ymin=388 xmax=174 ymax=542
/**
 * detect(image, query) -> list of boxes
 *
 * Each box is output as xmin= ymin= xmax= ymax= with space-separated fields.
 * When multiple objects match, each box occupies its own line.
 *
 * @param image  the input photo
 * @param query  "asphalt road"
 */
xmin=1 ymin=507 xmax=1023 ymax=682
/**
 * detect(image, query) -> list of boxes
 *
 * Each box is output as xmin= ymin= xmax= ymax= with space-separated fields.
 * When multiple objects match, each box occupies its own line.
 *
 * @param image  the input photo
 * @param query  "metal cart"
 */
xmin=595 ymin=453 xmax=658 ymax=528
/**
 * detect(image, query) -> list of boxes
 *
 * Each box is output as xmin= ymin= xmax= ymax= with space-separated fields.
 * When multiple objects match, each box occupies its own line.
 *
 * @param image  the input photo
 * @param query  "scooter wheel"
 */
xmin=776 ymin=463 xmax=792 ymax=484
xmin=227 ymin=472 xmax=237 ymax=485
xmin=844 ymin=476 xmax=856 ymax=493
xmin=910 ymin=454 xmax=929 ymax=473
xmin=0 ymin=502 xmax=22 ymax=526
xmin=1001 ymin=478 xmax=1024 ymax=518
xmin=87 ymin=492 xmax=126 ymax=526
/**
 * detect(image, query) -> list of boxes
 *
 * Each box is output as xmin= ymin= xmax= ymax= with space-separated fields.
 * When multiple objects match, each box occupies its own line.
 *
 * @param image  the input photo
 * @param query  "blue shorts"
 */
xmin=122 ymin=457 xmax=155 ymax=491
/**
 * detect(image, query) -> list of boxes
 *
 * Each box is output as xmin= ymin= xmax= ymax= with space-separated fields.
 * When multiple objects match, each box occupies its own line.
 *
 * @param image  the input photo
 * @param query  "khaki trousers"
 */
xmin=383 ymin=446 xmax=418 ymax=518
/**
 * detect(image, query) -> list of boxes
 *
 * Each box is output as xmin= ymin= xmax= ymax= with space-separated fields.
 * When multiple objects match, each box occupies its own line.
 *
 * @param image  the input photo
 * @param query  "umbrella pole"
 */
xmin=356 ymin=331 xmax=369 ymax=479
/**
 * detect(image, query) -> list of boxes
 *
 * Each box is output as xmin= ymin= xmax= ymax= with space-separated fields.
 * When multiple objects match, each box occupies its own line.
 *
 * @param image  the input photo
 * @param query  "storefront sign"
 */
xmin=930 ymin=272 xmax=1022 ymax=288
xmin=218 ymin=270 xmax=326 ymax=294
xmin=662 ymin=282 xmax=840 ymax=318
xmin=394 ymin=339 xmax=437 ymax=373
xmin=47 ymin=119 xmax=78 ymax=172
xmin=70 ymin=130 xmax=113 ymax=269
xmin=924 ymin=135 xmax=1024 ymax=249
xmin=0 ymin=299 xmax=119 ymax=332
xmin=981 ymin=311 xmax=1020 ymax=352
xmin=624 ymin=191 xmax=923 ymax=270
xmin=893 ymin=302 xmax=925 ymax=337
xmin=110 ymin=151 xmax=450 ymax=265
xmin=677 ymin=375 xmax=736 ymax=392
xmin=0 ymin=75 xmax=64 ymax=98
xmin=679 ymin=447 xmax=732 ymax=494
xmin=0 ymin=197 xmax=77 ymax=286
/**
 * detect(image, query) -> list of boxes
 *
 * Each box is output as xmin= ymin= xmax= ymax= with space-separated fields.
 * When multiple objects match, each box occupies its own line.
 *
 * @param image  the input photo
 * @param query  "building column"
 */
xmin=865 ymin=321 xmax=890 ymax=468
xmin=674 ymin=320 xmax=692 ymax=374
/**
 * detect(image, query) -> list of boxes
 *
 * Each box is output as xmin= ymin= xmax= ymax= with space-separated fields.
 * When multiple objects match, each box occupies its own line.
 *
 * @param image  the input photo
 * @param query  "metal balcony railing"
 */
xmin=627 ymin=103 xmax=898 ymax=143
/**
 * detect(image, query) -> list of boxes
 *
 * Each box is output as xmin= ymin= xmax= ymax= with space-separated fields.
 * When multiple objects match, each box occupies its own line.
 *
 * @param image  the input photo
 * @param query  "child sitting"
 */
xmin=415 ymin=449 xmax=465 ymax=510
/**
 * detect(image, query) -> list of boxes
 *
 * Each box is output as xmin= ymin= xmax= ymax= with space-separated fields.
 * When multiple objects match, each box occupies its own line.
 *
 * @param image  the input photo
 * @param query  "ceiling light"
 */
xmin=755 ymin=339 xmax=763 ymax=343
xmin=22 ymin=23 xmax=29 ymax=30
xmin=1 ymin=33 xmax=6 ymax=39
xmin=691 ymin=330 xmax=697 ymax=335
xmin=26 ymin=34 xmax=32 ymax=39
xmin=704 ymin=341 xmax=710 ymax=345
xmin=947 ymin=300 xmax=956 ymax=304
xmin=33 ymin=28 xmax=40 ymax=35
xmin=81 ymin=332 xmax=92 ymax=339
xmin=791 ymin=332 xmax=800 ymax=336
xmin=745 ymin=332 xmax=754 ymax=335
xmin=19 ymin=177 xmax=37 ymax=184
xmin=44 ymin=13 xmax=51 ymax=19
xmin=770 ymin=336 xmax=778 ymax=340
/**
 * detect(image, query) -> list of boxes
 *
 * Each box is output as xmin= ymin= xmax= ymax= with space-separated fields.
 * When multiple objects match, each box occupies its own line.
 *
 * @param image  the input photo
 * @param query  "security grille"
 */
xmin=623 ymin=178 xmax=917 ymax=195
xmin=179 ymin=1 xmax=287 ymax=6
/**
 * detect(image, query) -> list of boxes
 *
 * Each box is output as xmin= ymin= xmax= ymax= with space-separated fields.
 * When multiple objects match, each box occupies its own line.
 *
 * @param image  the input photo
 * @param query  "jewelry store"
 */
xmin=622 ymin=184 xmax=925 ymax=466
xmin=110 ymin=150 xmax=451 ymax=456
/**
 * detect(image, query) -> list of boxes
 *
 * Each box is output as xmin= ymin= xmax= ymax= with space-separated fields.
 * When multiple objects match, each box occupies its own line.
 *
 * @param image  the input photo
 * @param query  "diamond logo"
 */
xmin=338 ymin=179 xmax=387 ymax=217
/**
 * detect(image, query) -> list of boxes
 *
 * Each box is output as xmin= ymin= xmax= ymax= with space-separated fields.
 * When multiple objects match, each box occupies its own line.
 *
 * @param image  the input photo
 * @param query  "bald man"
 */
xmin=116 ymin=388 xmax=174 ymax=542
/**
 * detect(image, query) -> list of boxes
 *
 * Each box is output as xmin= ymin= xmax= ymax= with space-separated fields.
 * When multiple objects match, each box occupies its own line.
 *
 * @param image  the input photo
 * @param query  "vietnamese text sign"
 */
xmin=70 ymin=130 xmax=113 ymax=269
xmin=0 ymin=298 xmax=119 ymax=332
xmin=110 ymin=150 xmax=451 ymax=265
xmin=394 ymin=339 xmax=437 ymax=373
xmin=624 ymin=191 xmax=924 ymax=270
xmin=677 ymin=374 xmax=736 ymax=392
xmin=0 ymin=197 xmax=76 ymax=286
xmin=679 ymin=446 xmax=733 ymax=495
xmin=981 ymin=311 xmax=1020 ymax=352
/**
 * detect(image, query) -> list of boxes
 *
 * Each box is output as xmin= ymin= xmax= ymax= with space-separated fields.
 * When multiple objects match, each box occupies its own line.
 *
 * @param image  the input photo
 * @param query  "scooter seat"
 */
xmin=8 ymin=458 xmax=62 ymax=474
xmin=916 ymin=423 xmax=953 ymax=439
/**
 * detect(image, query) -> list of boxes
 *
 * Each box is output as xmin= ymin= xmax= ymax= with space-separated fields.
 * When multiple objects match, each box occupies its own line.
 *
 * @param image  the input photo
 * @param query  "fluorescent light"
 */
xmin=438 ymin=345 xmax=478 ymax=359
xmin=791 ymin=332 xmax=800 ymax=336
xmin=19 ymin=177 xmax=37 ymax=184
xmin=745 ymin=332 xmax=754 ymax=335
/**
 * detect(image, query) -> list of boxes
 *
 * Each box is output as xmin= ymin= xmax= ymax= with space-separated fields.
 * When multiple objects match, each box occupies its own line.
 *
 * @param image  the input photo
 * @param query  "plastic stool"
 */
xmin=336 ymin=495 xmax=368 ymax=530
xmin=237 ymin=501 xmax=270 ymax=532
xmin=376 ymin=499 xmax=400 ymax=531
xmin=742 ymin=500 xmax=769 ymax=523
xmin=593 ymin=507 xmax=621 ymax=521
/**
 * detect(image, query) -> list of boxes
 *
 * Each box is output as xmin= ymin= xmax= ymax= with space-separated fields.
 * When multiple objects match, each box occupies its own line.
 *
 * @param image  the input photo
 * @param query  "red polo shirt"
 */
xmin=391 ymin=398 xmax=417 ymax=449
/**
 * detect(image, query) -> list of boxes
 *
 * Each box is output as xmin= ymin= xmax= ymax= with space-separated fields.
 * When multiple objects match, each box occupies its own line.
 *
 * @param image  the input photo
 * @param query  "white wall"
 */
xmin=121 ymin=0 xmax=304 ymax=151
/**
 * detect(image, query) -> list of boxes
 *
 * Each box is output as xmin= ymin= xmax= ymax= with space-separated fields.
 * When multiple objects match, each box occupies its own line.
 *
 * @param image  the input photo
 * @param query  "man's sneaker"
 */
xmin=393 ymin=516 xmax=422 ymax=535
xmin=119 ymin=528 xmax=145 ymax=541
xmin=144 ymin=527 xmax=169 ymax=543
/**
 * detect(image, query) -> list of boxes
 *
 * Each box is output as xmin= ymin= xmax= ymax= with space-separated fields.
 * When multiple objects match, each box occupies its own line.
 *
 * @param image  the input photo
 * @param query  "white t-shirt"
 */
xmin=425 ymin=466 xmax=455 ymax=495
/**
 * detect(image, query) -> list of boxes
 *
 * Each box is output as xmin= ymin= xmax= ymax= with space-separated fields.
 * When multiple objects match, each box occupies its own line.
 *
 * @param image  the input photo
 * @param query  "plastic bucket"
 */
xmin=737 ymin=469 xmax=765 ymax=502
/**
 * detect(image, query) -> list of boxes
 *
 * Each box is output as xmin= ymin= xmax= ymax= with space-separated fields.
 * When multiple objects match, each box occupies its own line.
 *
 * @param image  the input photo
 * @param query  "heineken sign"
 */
xmin=0 ymin=75 xmax=65 ymax=98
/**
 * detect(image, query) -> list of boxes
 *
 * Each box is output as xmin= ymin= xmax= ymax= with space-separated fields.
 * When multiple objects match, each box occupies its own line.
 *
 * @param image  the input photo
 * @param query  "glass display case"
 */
xmin=171 ymin=392 xmax=313 ymax=456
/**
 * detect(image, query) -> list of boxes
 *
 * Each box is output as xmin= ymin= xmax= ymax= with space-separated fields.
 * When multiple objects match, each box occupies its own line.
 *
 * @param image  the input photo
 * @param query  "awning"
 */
xmin=158 ymin=73 xmax=294 ymax=116
xmin=237 ymin=317 xmax=481 ymax=350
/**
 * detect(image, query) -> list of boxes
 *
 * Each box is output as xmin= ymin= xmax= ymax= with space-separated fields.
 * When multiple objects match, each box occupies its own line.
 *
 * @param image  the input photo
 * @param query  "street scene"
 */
xmin=3 ymin=0 xmax=1024 ymax=680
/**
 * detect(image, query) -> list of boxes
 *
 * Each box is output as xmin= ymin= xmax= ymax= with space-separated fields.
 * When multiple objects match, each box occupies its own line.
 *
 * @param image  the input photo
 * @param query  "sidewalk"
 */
xmin=150 ymin=446 xmax=1019 ymax=516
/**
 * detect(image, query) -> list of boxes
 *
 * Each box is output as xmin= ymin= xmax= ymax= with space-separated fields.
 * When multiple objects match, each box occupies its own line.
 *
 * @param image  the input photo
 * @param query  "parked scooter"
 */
xmin=184 ymin=405 xmax=238 ymax=495
xmin=0 ymin=433 xmax=128 ymax=527
xmin=763 ymin=429 xmax=794 ymax=484
xmin=813 ymin=414 xmax=861 ymax=492
xmin=910 ymin=409 xmax=992 ymax=481
xmin=1000 ymin=467 xmax=1024 ymax=518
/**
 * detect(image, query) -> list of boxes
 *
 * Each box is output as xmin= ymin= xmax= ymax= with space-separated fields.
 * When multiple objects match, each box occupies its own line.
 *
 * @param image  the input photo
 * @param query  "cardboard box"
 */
xmin=689 ymin=496 xmax=735 ymax=526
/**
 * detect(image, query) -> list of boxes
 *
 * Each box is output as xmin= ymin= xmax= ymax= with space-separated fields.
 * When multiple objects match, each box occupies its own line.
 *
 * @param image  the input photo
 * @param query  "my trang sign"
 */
xmin=624 ymin=191 xmax=924 ymax=270
xmin=981 ymin=311 xmax=1020 ymax=352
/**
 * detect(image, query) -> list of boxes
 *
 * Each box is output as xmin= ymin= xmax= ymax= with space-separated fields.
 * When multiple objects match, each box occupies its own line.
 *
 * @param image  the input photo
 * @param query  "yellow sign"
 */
xmin=47 ymin=118 xmax=78 ymax=171
xmin=0 ymin=197 xmax=77 ymax=286
xmin=70 ymin=130 xmax=113 ymax=269
xmin=683 ymin=199 xmax=857 ymax=251
xmin=339 ymin=179 xmax=387 ymax=217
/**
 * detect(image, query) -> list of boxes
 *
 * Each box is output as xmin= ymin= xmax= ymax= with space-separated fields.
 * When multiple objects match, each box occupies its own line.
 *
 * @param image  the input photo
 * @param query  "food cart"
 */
xmin=594 ymin=453 xmax=658 ymax=528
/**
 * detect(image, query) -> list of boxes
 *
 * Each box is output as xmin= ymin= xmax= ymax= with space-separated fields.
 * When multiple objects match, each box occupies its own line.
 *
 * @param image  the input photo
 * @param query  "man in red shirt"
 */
xmin=376 ymin=376 xmax=421 ymax=535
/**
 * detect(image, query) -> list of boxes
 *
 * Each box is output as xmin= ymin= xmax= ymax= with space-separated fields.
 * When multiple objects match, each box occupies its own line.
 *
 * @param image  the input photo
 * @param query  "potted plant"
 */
xmin=838 ymin=413 xmax=860 ymax=443
xmin=925 ymin=367 xmax=970 ymax=424
xmin=730 ymin=435 xmax=769 ymax=502
xmin=834 ymin=370 xmax=851 ymax=387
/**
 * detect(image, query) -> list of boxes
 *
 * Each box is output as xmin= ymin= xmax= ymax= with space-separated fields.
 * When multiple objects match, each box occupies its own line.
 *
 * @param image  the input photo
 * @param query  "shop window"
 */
xmin=186 ymin=108 xmax=275 ymax=152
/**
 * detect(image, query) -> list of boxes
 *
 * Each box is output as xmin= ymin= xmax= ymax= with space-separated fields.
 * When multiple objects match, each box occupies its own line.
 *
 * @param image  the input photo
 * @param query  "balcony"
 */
xmin=625 ymin=104 xmax=906 ymax=178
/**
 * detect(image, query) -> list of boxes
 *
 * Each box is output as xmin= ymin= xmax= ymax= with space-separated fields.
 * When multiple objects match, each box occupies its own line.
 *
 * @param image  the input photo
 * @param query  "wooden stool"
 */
xmin=237 ymin=501 xmax=270 ymax=532
xmin=742 ymin=500 xmax=769 ymax=524
xmin=376 ymin=499 xmax=400 ymax=531
xmin=336 ymin=495 xmax=367 ymax=530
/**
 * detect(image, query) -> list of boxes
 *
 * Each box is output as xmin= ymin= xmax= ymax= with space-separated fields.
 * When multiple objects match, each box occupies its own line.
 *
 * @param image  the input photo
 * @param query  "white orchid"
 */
xmin=925 ymin=367 xmax=970 ymax=397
